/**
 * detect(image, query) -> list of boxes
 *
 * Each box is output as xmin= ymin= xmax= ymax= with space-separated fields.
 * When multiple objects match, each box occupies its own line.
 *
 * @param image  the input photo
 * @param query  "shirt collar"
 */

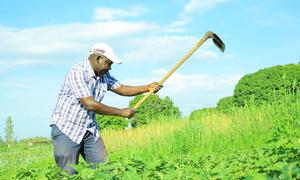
xmin=84 ymin=60 xmax=96 ymax=79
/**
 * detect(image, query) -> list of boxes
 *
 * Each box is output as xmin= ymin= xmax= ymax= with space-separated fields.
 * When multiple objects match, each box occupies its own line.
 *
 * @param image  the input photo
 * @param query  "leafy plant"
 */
xmin=233 ymin=63 xmax=300 ymax=106
xmin=216 ymin=96 xmax=235 ymax=113
xmin=129 ymin=94 xmax=181 ymax=127
xmin=96 ymin=115 xmax=128 ymax=130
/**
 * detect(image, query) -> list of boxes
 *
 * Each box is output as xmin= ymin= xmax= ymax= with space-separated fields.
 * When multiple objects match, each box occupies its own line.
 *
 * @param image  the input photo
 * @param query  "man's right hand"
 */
xmin=121 ymin=108 xmax=135 ymax=118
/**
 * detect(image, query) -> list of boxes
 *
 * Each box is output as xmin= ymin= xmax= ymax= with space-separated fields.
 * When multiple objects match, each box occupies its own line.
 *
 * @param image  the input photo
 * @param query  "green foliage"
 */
xmin=14 ymin=137 xmax=300 ymax=179
xmin=3 ymin=92 xmax=300 ymax=179
xmin=0 ymin=136 xmax=4 ymax=146
xmin=15 ymin=164 xmax=66 ymax=180
xmin=189 ymin=107 xmax=216 ymax=121
xmin=5 ymin=116 xmax=14 ymax=145
xmin=95 ymin=94 xmax=181 ymax=130
xmin=96 ymin=115 xmax=128 ymax=130
xmin=234 ymin=63 xmax=300 ymax=106
xmin=216 ymin=96 xmax=235 ymax=113
xmin=129 ymin=94 xmax=181 ymax=127
xmin=0 ymin=139 xmax=53 ymax=178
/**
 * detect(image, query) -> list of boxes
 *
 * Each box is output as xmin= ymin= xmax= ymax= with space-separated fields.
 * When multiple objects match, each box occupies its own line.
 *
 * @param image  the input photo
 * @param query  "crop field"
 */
xmin=1 ymin=93 xmax=300 ymax=179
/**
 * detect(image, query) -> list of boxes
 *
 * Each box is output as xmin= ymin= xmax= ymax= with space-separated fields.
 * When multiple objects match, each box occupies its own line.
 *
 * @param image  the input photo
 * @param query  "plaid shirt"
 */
xmin=51 ymin=60 xmax=120 ymax=144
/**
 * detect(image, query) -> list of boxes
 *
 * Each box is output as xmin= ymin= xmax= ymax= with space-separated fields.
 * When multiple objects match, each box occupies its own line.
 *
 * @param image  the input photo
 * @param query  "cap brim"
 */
xmin=107 ymin=54 xmax=122 ymax=64
xmin=113 ymin=60 xmax=122 ymax=64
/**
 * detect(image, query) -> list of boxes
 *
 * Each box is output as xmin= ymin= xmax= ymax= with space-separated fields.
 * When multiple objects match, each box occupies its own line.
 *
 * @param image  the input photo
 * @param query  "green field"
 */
xmin=1 ymin=93 xmax=300 ymax=179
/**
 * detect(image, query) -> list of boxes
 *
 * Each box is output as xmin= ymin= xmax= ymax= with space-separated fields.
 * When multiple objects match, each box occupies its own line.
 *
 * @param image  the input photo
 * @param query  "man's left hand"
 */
xmin=148 ymin=82 xmax=163 ymax=93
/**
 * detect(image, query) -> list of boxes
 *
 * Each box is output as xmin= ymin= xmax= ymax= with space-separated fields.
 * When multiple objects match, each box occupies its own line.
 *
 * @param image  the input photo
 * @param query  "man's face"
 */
xmin=96 ymin=55 xmax=113 ymax=75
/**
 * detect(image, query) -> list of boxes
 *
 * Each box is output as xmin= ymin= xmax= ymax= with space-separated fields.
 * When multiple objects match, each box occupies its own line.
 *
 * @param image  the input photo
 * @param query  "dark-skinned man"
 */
xmin=50 ymin=43 xmax=162 ymax=175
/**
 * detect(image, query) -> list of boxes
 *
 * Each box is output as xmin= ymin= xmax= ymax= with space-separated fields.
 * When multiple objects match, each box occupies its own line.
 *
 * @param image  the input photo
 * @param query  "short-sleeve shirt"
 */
xmin=51 ymin=60 xmax=120 ymax=144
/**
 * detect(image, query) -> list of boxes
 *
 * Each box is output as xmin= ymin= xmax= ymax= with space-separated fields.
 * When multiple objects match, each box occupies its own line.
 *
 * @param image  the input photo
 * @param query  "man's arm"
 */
xmin=112 ymin=82 xmax=162 ymax=96
xmin=80 ymin=96 xmax=135 ymax=118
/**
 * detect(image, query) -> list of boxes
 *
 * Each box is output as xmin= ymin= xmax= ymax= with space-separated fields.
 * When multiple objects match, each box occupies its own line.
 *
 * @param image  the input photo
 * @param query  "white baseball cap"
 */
xmin=89 ymin=43 xmax=122 ymax=64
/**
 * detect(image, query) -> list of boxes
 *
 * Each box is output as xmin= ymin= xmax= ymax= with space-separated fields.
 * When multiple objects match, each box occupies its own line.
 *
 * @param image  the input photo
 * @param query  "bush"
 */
xmin=233 ymin=63 xmax=300 ymax=106
xmin=96 ymin=115 xmax=128 ymax=130
xmin=129 ymin=94 xmax=181 ymax=127
xmin=216 ymin=96 xmax=235 ymax=113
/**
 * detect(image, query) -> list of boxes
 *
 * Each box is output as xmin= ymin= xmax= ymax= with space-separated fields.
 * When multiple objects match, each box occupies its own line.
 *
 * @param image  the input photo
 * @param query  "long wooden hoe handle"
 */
xmin=133 ymin=31 xmax=214 ymax=110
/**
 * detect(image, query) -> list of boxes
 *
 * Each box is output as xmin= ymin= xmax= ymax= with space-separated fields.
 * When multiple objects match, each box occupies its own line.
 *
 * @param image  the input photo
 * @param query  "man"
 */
xmin=50 ymin=43 xmax=162 ymax=174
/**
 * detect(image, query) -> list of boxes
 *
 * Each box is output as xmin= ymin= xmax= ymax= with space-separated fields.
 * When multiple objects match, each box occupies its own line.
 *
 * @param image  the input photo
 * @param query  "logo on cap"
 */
xmin=92 ymin=49 xmax=105 ymax=54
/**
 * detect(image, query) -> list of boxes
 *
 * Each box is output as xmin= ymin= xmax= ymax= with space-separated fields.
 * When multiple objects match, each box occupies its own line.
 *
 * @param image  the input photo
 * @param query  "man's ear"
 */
xmin=96 ymin=56 xmax=101 ymax=63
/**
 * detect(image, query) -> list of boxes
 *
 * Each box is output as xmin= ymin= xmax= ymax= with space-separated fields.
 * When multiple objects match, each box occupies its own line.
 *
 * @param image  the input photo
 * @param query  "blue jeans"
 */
xmin=51 ymin=124 xmax=107 ymax=175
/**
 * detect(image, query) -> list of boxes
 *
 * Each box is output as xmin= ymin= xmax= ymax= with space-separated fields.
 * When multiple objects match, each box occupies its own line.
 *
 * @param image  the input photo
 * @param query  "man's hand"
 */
xmin=148 ymin=82 xmax=163 ymax=93
xmin=120 ymin=108 xmax=135 ymax=118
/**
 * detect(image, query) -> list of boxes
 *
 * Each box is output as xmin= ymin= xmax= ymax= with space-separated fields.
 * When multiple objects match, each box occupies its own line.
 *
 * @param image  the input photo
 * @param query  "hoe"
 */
xmin=133 ymin=31 xmax=225 ymax=110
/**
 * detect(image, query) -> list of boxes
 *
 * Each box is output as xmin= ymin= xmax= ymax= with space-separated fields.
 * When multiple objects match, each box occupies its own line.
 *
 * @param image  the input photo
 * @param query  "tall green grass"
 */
xmin=105 ymin=92 xmax=300 ymax=159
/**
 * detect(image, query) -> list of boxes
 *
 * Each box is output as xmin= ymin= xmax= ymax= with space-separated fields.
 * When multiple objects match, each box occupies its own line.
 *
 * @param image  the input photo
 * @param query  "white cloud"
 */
xmin=0 ymin=5 xmax=158 ymax=74
xmin=195 ymin=50 xmax=235 ymax=61
xmin=122 ymin=69 xmax=242 ymax=95
xmin=120 ymin=70 xmax=242 ymax=114
xmin=163 ymin=17 xmax=192 ymax=33
xmin=121 ymin=35 xmax=233 ymax=64
xmin=0 ymin=82 xmax=32 ymax=89
xmin=121 ymin=35 xmax=198 ymax=63
xmin=183 ymin=0 xmax=231 ymax=14
xmin=93 ymin=6 xmax=146 ymax=21
xmin=165 ymin=0 xmax=231 ymax=34
xmin=152 ymin=69 xmax=241 ymax=93
xmin=0 ymin=21 xmax=158 ymax=56
xmin=198 ymin=50 xmax=219 ymax=59
xmin=0 ymin=59 xmax=57 ymax=74
xmin=0 ymin=29 xmax=233 ymax=74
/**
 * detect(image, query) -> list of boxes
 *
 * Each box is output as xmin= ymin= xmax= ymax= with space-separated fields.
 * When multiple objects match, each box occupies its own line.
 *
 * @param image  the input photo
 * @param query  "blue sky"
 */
xmin=0 ymin=0 xmax=299 ymax=140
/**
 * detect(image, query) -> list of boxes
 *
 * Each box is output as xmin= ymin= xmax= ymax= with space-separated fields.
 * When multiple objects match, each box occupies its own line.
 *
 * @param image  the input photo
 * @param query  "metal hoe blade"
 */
xmin=206 ymin=31 xmax=225 ymax=52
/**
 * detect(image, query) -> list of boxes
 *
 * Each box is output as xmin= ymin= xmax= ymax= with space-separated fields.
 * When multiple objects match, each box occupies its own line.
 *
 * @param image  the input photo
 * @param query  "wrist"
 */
xmin=147 ymin=83 xmax=155 ymax=92
xmin=147 ymin=84 xmax=151 ymax=92
xmin=116 ymin=108 xmax=124 ymax=117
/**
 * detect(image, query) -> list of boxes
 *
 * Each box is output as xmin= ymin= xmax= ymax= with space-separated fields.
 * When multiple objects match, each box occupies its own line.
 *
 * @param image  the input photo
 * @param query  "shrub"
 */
xmin=233 ymin=64 xmax=300 ymax=106
xmin=129 ymin=94 xmax=181 ymax=127
xmin=216 ymin=96 xmax=235 ymax=113
xmin=96 ymin=115 xmax=128 ymax=130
